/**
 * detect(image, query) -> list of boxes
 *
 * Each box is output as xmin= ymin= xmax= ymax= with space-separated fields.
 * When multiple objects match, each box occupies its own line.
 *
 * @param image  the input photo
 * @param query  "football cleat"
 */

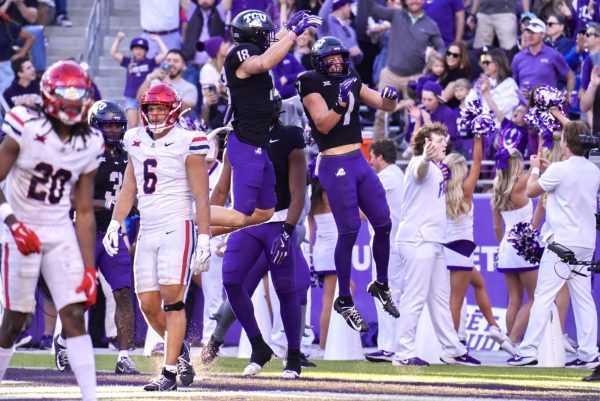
xmin=115 ymin=356 xmax=140 ymax=375
xmin=333 ymin=297 xmax=368 ymax=332
xmin=177 ymin=340 xmax=195 ymax=386
xmin=53 ymin=335 xmax=71 ymax=372
xmin=367 ymin=281 xmax=400 ymax=318
xmin=143 ymin=368 xmax=177 ymax=391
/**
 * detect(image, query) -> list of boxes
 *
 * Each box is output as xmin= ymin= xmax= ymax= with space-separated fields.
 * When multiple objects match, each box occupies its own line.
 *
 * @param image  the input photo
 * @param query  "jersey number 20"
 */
xmin=27 ymin=162 xmax=72 ymax=204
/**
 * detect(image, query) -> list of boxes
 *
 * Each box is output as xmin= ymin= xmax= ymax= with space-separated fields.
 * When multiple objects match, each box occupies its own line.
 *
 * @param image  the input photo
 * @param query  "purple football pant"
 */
xmin=318 ymin=150 xmax=392 ymax=297
xmin=222 ymin=223 xmax=301 ymax=350
xmin=227 ymin=132 xmax=277 ymax=216
xmin=95 ymin=232 xmax=132 ymax=291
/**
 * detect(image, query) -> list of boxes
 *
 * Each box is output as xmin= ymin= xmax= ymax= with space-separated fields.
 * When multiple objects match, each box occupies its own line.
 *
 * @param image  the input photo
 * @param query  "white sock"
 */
xmin=57 ymin=335 xmax=67 ymax=347
xmin=66 ymin=335 xmax=97 ymax=401
xmin=164 ymin=364 xmax=177 ymax=374
xmin=0 ymin=346 xmax=15 ymax=381
xmin=118 ymin=350 xmax=129 ymax=360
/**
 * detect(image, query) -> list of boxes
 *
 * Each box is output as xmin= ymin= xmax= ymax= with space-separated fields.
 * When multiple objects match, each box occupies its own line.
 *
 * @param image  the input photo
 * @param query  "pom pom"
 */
xmin=507 ymin=222 xmax=543 ymax=265
xmin=533 ymin=85 xmax=566 ymax=109
xmin=458 ymin=99 xmax=496 ymax=138
xmin=523 ymin=107 xmax=562 ymax=149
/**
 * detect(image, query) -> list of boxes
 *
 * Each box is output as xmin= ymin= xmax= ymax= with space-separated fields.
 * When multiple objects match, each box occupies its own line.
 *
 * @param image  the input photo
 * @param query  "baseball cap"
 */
xmin=520 ymin=12 xmax=536 ymax=22
xmin=525 ymin=18 xmax=546 ymax=34
xmin=332 ymin=0 xmax=353 ymax=11
xmin=130 ymin=37 xmax=149 ymax=51
xmin=422 ymin=81 xmax=442 ymax=97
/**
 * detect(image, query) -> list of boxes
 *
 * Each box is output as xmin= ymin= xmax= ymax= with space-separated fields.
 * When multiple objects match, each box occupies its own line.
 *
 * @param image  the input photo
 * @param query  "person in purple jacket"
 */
xmin=424 ymin=0 xmax=465 ymax=45
xmin=273 ymin=52 xmax=305 ymax=99
xmin=110 ymin=32 xmax=168 ymax=128
xmin=410 ymin=81 xmax=462 ymax=154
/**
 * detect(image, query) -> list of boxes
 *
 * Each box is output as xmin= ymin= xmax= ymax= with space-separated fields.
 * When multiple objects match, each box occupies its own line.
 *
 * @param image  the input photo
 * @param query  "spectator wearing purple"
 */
xmin=222 ymin=0 xmax=277 ymax=23
xmin=578 ymin=23 xmax=600 ymax=96
xmin=110 ymin=33 xmax=168 ymax=128
xmin=424 ymin=0 xmax=465 ymax=46
xmin=139 ymin=0 xmax=182 ymax=59
xmin=511 ymin=19 xmax=574 ymax=97
xmin=561 ymin=0 xmax=600 ymax=40
xmin=318 ymin=0 xmax=363 ymax=65
xmin=2 ymin=56 xmax=40 ymax=109
xmin=410 ymin=81 xmax=461 ymax=153
xmin=360 ymin=0 xmax=446 ymax=139
xmin=273 ymin=52 xmax=305 ymax=99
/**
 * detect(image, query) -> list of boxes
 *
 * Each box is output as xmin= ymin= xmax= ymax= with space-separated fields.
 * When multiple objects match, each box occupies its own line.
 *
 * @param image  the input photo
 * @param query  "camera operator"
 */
xmin=508 ymin=121 xmax=600 ymax=369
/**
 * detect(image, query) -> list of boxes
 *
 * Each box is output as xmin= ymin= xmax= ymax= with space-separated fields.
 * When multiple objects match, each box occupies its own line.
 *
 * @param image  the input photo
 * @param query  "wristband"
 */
xmin=531 ymin=167 xmax=540 ymax=176
xmin=287 ymin=32 xmax=297 ymax=43
xmin=283 ymin=223 xmax=295 ymax=236
xmin=332 ymin=102 xmax=347 ymax=115
xmin=0 ymin=202 xmax=15 ymax=223
xmin=198 ymin=233 xmax=210 ymax=247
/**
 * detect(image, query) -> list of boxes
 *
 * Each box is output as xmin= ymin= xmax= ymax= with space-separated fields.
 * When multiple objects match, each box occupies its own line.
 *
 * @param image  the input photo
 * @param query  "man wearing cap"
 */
xmin=318 ymin=0 xmax=363 ymax=65
xmin=359 ymin=0 xmax=445 ymax=139
xmin=469 ymin=0 xmax=530 ymax=50
xmin=111 ymin=32 xmax=168 ymax=128
xmin=511 ymin=18 xmax=574 ymax=97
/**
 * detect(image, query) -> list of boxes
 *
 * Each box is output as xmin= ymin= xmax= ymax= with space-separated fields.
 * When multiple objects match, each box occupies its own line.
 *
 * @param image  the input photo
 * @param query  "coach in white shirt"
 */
xmin=510 ymin=121 xmax=600 ymax=368
xmin=393 ymin=123 xmax=480 ymax=367
xmin=365 ymin=138 xmax=405 ymax=363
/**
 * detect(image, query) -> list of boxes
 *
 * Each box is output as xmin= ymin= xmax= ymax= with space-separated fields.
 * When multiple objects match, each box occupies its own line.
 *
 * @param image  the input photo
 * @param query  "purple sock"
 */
xmin=372 ymin=223 xmax=391 ymax=285
xmin=335 ymin=231 xmax=358 ymax=297
xmin=277 ymin=290 xmax=301 ymax=350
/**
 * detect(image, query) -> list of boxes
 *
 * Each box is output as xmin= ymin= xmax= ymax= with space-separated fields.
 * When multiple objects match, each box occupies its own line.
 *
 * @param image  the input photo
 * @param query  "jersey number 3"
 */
xmin=143 ymin=159 xmax=158 ymax=194
xmin=27 ymin=162 xmax=72 ymax=204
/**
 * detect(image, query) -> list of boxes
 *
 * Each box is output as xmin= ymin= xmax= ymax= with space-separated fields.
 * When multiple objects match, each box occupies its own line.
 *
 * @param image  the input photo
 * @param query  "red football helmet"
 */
xmin=140 ymin=83 xmax=182 ymax=134
xmin=40 ymin=60 xmax=93 ymax=125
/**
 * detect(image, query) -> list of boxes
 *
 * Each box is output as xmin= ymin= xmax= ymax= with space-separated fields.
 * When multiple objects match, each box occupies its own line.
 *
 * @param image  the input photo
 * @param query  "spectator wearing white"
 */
xmin=469 ymin=0 xmax=529 ymax=51
xmin=511 ymin=19 xmax=574 ymax=99
xmin=136 ymin=49 xmax=198 ymax=112
xmin=466 ymin=48 xmax=520 ymax=122
xmin=394 ymin=123 xmax=480 ymax=367
xmin=139 ymin=0 xmax=183 ymax=59
xmin=509 ymin=121 xmax=600 ymax=369
xmin=365 ymin=139 xmax=405 ymax=363
xmin=199 ymin=36 xmax=228 ymax=87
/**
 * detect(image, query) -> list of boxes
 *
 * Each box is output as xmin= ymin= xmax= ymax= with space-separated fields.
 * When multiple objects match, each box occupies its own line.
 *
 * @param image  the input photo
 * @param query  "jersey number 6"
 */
xmin=143 ymin=159 xmax=158 ymax=194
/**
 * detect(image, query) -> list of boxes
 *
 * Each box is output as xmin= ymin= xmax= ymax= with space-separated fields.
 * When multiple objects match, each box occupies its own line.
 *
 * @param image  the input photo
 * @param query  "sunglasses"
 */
xmin=586 ymin=32 xmax=600 ymax=37
xmin=481 ymin=60 xmax=493 ymax=66
xmin=446 ymin=51 xmax=460 ymax=58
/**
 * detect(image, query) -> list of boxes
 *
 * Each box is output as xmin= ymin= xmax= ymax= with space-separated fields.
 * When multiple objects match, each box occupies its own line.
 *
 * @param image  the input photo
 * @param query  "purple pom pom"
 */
xmin=507 ymin=222 xmax=543 ymax=264
xmin=458 ymin=99 xmax=496 ymax=137
xmin=533 ymin=85 xmax=565 ymax=109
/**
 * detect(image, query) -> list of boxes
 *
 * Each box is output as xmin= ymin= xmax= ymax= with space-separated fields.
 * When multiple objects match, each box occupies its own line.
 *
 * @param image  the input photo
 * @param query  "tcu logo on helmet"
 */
xmin=243 ymin=12 xmax=267 ymax=24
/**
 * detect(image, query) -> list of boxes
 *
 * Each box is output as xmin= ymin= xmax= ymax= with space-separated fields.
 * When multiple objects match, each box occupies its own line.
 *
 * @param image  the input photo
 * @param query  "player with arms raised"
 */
xmin=102 ymin=83 xmax=210 ymax=391
xmin=0 ymin=60 xmax=104 ymax=401
xmin=211 ymin=9 xmax=321 ymax=232
xmin=296 ymin=36 xmax=399 ymax=331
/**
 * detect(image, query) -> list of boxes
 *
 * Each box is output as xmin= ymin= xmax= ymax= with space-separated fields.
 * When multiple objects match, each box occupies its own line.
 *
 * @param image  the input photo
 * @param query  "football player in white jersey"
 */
xmin=0 ymin=60 xmax=104 ymax=401
xmin=102 ymin=83 xmax=211 ymax=391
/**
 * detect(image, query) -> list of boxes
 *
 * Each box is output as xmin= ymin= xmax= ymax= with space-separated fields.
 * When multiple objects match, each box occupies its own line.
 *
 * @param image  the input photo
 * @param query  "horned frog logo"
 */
xmin=248 ymin=19 xmax=262 ymax=28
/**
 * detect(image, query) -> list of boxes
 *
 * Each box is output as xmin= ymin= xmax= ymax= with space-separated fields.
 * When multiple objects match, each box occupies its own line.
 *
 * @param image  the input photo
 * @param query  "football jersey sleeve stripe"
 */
xmin=2 ymin=121 xmax=21 ymax=137
xmin=189 ymin=145 xmax=209 ymax=150
xmin=6 ymin=111 xmax=24 ymax=127
xmin=192 ymin=136 xmax=207 ymax=142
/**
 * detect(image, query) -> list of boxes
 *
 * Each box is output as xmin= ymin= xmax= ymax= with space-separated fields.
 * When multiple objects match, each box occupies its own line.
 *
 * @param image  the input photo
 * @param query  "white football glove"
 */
xmin=102 ymin=220 xmax=121 ymax=257
xmin=191 ymin=234 xmax=211 ymax=274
